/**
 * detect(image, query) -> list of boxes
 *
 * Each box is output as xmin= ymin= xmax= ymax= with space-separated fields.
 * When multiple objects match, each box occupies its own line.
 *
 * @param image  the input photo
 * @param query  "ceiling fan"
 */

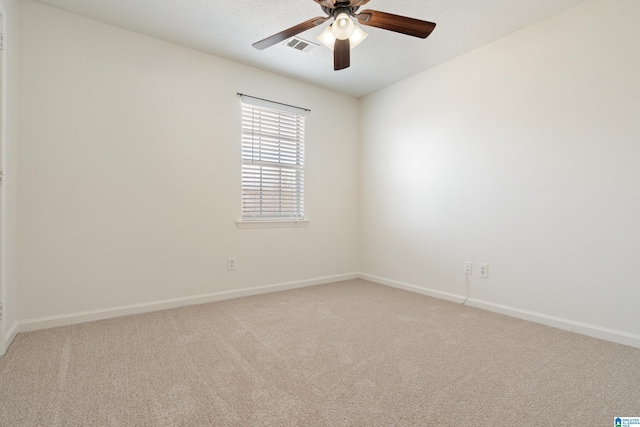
xmin=253 ymin=0 xmax=436 ymax=71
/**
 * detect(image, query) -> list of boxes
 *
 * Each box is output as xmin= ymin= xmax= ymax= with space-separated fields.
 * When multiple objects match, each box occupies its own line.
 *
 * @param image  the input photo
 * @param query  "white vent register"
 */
xmin=284 ymin=37 xmax=319 ymax=53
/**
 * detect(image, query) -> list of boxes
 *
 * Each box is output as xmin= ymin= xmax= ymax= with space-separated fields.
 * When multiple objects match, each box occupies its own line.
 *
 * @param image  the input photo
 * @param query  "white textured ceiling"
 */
xmin=34 ymin=0 xmax=588 ymax=98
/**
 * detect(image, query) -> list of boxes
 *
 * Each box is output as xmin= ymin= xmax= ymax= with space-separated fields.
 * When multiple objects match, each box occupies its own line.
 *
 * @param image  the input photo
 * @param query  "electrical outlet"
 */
xmin=227 ymin=257 xmax=236 ymax=271
xmin=479 ymin=263 xmax=489 ymax=278
xmin=464 ymin=262 xmax=472 ymax=275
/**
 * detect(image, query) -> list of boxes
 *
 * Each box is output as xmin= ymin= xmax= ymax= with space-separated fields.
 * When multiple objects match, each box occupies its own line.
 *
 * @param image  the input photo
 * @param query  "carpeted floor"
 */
xmin=0 ymin=279 xmax=638 ymax=426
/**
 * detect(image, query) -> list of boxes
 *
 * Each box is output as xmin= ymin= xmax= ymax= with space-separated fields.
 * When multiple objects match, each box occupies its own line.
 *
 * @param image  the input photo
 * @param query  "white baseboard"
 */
xmin=15 ymin=272 xmax=640 ymax=350
xmin=18 ymin=273 xmax=358 ymax=333
xmin=358 ymin=272 xmax=640 ymax=349
xmin=358 ymin=273 xmax=466 ymax=304
xmin=4 ymin=321 xmax=18 ymax=351
xmin=465 ymin=298 xmax=640 ymax=349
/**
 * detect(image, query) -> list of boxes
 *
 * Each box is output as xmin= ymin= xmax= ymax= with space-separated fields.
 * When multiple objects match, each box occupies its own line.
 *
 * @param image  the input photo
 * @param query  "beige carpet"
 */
xmin=1 ymin=279 xmax=638 ymax=426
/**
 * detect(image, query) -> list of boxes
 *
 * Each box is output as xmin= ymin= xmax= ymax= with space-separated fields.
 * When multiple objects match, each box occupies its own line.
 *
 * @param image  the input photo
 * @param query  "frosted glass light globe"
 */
xmin=332 ymin=13 xmax=355 ymax=40
xmin=317 ymin=25 xmax=337 ymax=50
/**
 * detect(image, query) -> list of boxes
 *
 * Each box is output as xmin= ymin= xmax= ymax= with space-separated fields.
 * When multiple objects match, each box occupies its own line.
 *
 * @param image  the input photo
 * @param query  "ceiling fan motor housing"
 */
xmin=321 ymin=4 xmax=359 ymax=18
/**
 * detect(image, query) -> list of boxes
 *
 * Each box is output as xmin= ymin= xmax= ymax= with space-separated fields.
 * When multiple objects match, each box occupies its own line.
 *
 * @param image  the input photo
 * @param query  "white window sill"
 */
xmin=236 ymin=219 xmax=310 ymax=229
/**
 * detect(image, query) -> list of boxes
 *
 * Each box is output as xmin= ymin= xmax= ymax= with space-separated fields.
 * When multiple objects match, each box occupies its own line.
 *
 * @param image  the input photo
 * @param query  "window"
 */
xmin=240 ymin=97 xmax=306 ymax=223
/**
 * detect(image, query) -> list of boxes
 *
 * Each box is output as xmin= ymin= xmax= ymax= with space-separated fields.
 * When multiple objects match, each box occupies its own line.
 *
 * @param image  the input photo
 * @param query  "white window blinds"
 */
xmin=241 ymin=98 xmax=306 ymax=220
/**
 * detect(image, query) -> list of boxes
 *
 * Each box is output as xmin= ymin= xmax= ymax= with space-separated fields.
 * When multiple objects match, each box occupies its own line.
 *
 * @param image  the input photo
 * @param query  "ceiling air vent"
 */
xmin=284 ymin=37 xmax=319 ymax=53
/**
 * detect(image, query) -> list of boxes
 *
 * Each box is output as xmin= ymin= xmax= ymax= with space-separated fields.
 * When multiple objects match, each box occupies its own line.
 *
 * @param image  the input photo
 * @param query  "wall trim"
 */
xmin=3 ymin=321 xmax=17 ymax=353
xmin=0 ymin=0 xmax=8 ymax=358
xmin=358 ymin=273 xmax=466 ymax=304
xmin=358 ymin=273 xmax=640 ymax=349
xmin=14 ymin=272 xmax=639 ymax=350
xmin=465 ymin=298 xmax=640 ymax=349
xmin=18 ymin=273 xmax=358 ymax=333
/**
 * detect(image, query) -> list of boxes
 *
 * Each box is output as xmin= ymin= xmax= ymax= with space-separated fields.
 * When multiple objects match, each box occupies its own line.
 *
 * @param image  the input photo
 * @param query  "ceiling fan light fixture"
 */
xmin=349 ymin=25 xmax=368 ymax=48
xmin=317 ymin=25 xmax=337 ymax=50
xmin=317 ymin=23 xmax=368 ymax=51
xmin=332 ymin=13 xmax=355 ymax=40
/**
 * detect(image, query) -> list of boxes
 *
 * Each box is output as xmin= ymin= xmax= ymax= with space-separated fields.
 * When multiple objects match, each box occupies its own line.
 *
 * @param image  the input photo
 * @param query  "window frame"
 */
xmin=237 ymin=96 xmax=309 ymax=228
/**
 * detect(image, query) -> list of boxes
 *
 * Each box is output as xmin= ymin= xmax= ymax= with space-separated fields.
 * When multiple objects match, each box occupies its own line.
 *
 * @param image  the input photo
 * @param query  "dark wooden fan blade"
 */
xmin=356 ymin=10 xmax=436 ymax=39
xmin=253 ymin=16 xmax=329 ymax=50
xmin=334 ymin=39 xmax=350 ymax=71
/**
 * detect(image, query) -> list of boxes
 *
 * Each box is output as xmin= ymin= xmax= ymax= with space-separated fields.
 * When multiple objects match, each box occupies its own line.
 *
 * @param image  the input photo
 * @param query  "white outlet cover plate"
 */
xmin=479 ymin=263 xmax=489 ymax=278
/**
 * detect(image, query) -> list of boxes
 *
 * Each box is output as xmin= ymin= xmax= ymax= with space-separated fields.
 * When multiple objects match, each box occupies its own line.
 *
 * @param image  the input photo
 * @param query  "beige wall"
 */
xmin=360 ymin=0 xmax=640 ymax=343
xmin=17 ymin=0 xmax=359 ymax=321
xmin=13 ymin=0 xmax=640 ymax=348
xmin=1 ymin=0 xmax=19 ymax=351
